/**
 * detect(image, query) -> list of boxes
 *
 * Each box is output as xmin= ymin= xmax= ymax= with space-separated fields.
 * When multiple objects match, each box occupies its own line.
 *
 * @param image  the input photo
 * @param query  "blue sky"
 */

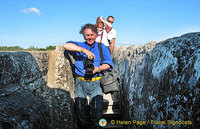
xmin=0 ymin=0 xmax=200 ymax=48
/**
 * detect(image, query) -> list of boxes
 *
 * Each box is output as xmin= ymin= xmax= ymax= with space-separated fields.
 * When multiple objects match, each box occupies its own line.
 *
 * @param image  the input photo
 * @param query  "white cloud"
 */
xmin=22 ymin=7 xmax=41 ymax=15
xmin=122 ymin=41 xmax=129 ymax=44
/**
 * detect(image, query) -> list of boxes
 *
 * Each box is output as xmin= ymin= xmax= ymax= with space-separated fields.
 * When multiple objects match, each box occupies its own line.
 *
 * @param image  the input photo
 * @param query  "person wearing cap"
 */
xmin=63 ymin=23 xmax=113 ymax=129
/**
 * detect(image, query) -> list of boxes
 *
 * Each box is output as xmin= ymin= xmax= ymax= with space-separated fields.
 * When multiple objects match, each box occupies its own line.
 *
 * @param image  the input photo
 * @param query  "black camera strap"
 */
xmin=99 ymin=29 xmax=104 ymax=43
xmin=98 ymin=43 xmax=104 ymax=65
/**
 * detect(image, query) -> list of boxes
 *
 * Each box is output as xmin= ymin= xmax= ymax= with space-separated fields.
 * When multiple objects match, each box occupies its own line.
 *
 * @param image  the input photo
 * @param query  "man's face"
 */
xmin=83 ymin=28 xmax=97 ymax=45
xmin=107 ymin=17 xmax=114 ymax=25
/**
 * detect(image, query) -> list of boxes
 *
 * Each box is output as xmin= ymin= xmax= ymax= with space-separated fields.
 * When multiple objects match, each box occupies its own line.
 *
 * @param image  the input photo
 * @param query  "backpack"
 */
xmin=98 ymin=43 xmax=120 ymax=94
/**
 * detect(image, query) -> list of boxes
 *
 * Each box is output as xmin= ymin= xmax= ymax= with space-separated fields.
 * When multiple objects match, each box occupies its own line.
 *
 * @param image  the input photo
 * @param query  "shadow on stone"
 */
xmin=0 ymin=51 xmax=75 ymax=129
xmin=113 ymin=32 xmax=200 ymax=129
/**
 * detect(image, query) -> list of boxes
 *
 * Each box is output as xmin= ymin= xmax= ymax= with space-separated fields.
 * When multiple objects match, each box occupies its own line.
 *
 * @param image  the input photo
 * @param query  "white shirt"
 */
xmin=107 ymin=28 xmax=116 ymax=43
xmin=96 ymin=29 xmax=110 ymax=46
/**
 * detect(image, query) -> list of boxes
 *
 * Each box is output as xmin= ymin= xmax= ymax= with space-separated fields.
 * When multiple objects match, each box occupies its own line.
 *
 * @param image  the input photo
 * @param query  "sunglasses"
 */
xmin=108 ymin=20 xmax=113 ymax=23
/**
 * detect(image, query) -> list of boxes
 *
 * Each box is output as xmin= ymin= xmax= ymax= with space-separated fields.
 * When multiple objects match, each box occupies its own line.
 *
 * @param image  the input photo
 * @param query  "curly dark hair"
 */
xmin=107 ymin=16 xmax=114 ymax=20
xmin=79 ymin=23 xmax=98 ymax=35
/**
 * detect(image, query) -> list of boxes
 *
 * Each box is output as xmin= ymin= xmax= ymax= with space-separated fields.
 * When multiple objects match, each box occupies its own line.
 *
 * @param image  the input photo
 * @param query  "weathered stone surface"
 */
xmin=54 ymin=45 xmax=75 ymax=95
xmin=0 ymin=90 xmax=51 ymax=129
xmin=1 ymin=32 xmax=199 ymax=129
xmin=113 ymin=32 xmax=200 ymax=129
xmin=0 ymin=50 xmax=75 ymax=129
xmin=0 ymin=52 xmax=48 ymax=91
xmin=44 ymin=46 xmax=75 ymax=129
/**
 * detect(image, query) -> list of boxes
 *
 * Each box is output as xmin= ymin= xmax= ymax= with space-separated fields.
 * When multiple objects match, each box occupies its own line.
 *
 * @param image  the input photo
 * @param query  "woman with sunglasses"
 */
xmin=95 ymin=16 xmax=112 ymax=53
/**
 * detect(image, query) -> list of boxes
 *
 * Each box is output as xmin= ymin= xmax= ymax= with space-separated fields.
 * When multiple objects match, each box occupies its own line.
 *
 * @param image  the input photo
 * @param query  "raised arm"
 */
xmin=99 ymin=17 xmax=112 ymax=28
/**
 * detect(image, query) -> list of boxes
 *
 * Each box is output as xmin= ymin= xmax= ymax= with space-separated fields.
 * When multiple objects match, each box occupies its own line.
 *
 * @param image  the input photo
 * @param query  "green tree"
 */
xmin=0 ymin=46 xmax=23 ymax=51
xmin=46 ymin=45 xmax=56 ymax=50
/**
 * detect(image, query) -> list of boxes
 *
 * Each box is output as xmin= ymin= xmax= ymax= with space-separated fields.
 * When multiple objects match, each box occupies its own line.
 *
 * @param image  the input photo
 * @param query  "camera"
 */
xmin=84 ymin=58 xmax=94 ymax=80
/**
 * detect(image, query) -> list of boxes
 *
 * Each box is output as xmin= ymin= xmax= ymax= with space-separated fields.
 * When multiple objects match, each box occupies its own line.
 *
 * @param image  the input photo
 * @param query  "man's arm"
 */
xmin=63 ymin=42 xmax=95 ymax=60
xmin=109 ymin=38 xmax=115 ymax=56
xmin=100 ymin=17 xmax=112 ymax=28
xmin=93 ymin=64 xmax=110 ymax=74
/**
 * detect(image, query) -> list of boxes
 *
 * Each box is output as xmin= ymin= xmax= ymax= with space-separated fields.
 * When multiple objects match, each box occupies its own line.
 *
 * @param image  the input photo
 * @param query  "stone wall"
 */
xmin=113 ymin=32 xmax=200 ymax=128
xmin=0 ymin=47 xmax=75 ymax=129
xmin=1 ymin=32 xmax=200 ymax=129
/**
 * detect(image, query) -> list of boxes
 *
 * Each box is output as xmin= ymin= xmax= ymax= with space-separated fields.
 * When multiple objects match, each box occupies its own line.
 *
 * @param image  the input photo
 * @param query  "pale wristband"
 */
xmin=81 ymin=48 xmax=84 ymax=53
xmin=98 ymin=67 xmax=101 ymax=72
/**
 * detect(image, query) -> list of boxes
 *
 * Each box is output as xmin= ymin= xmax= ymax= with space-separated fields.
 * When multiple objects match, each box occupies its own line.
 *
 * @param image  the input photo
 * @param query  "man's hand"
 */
xmin=99 ymin=16 xmax=104 ymax=22
xmin=92 ymin=64 xmax=110 ymax=74
xmin=83 ymin=48 xmax=95 ymax=60
xmin=92 ymin=67 xmax=99 ymax=74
